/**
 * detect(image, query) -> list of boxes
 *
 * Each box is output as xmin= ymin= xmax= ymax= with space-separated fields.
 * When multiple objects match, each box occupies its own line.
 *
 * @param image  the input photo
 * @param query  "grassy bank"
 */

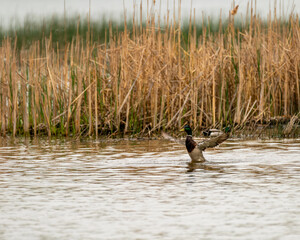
xmin=0 ymin=15 xmax=115 ymax=49
xmin=0 ymin=14 xmax=254 ymax=50
xmin=0 ymin=2 xmax=299 ymax=138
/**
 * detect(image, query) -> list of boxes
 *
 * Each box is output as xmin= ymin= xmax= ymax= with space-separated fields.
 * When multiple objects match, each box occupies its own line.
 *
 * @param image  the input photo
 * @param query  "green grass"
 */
xmin=1 ymin=14 xmax=294 ymax=50
xmin=1 ymin=15 xmax=116 ymax=49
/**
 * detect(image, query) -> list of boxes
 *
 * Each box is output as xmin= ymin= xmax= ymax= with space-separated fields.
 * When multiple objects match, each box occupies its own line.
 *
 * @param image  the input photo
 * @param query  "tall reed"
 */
xmin=0 ymin=1 xmax=299 ymax=137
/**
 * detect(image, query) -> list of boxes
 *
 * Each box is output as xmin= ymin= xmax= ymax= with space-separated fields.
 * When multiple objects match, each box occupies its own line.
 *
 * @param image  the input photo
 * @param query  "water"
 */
xmin=0 ymin=137 xmax=300 ymax=239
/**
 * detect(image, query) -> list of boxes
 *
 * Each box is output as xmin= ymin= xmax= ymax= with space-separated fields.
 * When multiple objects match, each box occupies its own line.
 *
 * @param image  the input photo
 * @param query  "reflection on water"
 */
xmin=0 ymin=137 xmax=300 ymax=239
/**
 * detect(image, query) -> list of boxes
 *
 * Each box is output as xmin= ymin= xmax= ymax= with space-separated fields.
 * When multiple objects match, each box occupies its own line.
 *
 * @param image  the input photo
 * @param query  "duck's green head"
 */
xmin=180 ymin=124 xmax=193 ymax=135
xmin=224 ymin=126 xmax=231 ymax=133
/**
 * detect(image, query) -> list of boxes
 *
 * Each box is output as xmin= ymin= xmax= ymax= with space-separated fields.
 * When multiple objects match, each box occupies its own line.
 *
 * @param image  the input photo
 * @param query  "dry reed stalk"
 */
xmin=33 ymin=43 xmax=40 ymax=136
xmin=52 ymin=45 xmax=59 ymax=120
xmin=177 ymin=0 xmax=182 ymax=129
xmin=65 ymin=42 xmax=72 ymax=136
xmin=235 ymin=33 xmax=242 ymax=124
xmin=0 ymin=41 xmax=8 ymax=136
xmin=0 ymin=55 xmax=3 ymax=135
xmin=212 ymin=66 xmax=216 ymax=126
xmin=284 ymin=68 xmax=288 ymax=116
xmin=152 ymin=30 xmax=159 ymax=130
xmin=27 ymin=47 xmax=34 ymax=135
xmin=87 ymin=51 xmax=93 ymax=136
xmin=19 ymin=56 xmax=29 ymax=135
xmin=123 ymin=38 xmax=131 ymax=133
xmin=44 ymin=39 xmax=53 ymax=136
xmin=241 ymin=99 xmax=257 ymax=126
xmin=11 ymin=39 xmax=18 ymax=137
xmin=295 ymin=58 xmax=300 ymax=111
xmin=75 ymin=44 xmax=83 ymax=134
xmin=258 ymin=52 xmax=265 ymax=121
xmin=94 ymin=61 xmax=98 ymax=138
xmin=87 ymin=10 xmax=93 ymax=136
xmin=190 ymin=10 xmax=198 ymax=128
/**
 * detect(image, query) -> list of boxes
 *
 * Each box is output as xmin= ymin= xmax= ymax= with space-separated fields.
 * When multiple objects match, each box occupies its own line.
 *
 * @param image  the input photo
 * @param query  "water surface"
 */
xmin=0 ymin=137 xmax=300 ymax=239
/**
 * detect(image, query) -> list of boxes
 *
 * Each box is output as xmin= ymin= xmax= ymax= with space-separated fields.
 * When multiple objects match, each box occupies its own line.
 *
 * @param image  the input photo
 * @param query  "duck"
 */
xmin=180 ymin=125 xmax=230 ymax=162
xmin=162 ymin=125 xmax=230 ymax=162
xmin=202 ymin=128 xmax=224 ymax=137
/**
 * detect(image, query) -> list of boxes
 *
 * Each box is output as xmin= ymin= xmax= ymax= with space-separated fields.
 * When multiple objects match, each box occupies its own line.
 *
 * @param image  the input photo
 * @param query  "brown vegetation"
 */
xmin=0 ymin=1 xmax=299 ymax=137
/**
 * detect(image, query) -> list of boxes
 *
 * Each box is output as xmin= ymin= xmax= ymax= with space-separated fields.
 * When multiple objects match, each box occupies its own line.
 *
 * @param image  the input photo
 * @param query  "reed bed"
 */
xmin=0 ymin=1 xmax=299 ymax=137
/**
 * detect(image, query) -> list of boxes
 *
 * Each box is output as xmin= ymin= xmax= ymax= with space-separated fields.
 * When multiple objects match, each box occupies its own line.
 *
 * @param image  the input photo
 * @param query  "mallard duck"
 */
xmin=182 ymin=125 xmax=230 ymax=162
xmin=162 ymin=125 xmax=230 ymax=162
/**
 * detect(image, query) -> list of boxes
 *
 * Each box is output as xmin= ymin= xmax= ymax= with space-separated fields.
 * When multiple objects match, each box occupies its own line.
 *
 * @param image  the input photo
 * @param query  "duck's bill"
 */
xmin=180 ymin=128 xmax=185 ymax=132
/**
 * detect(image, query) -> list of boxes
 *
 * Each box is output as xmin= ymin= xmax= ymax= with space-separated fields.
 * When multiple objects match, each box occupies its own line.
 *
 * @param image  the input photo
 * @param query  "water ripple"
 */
xmin=0 ymin=138 xmax=300 ymax=239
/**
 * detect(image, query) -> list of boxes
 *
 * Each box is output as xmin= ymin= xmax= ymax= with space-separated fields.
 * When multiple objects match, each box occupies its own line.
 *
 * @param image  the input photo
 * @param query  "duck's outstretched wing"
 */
xmin=197 ymin=133 xmax=229 ymax=151
xmin=162 ymin=132 xmax=185 ymax=145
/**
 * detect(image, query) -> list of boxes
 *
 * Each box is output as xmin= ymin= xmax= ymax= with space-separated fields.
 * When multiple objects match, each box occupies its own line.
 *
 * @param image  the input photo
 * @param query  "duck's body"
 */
xmin=182 ymin=125 xmax=230 ymax=162
xmin=185 ymin=135 xmax=206 ymax=162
